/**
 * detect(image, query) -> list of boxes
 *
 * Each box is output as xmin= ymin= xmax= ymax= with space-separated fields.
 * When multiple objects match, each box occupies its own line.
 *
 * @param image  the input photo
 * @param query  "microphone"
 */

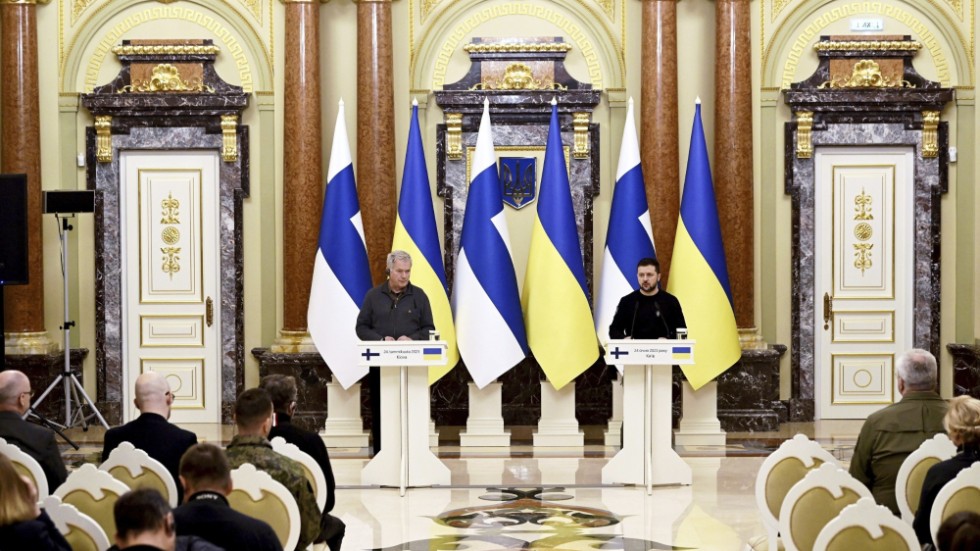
xmin=629 ymin=302 xmax=639 ymax=338
xmin=653 ymin=301 xmax=672 ymax=338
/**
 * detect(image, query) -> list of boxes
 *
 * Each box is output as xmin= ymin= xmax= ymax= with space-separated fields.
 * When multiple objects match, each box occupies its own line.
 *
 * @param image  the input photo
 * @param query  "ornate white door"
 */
xmin=120 ymin=151 xmax=221 ymax=423
xmin=815 ymin=147 xmax=914 ymax=419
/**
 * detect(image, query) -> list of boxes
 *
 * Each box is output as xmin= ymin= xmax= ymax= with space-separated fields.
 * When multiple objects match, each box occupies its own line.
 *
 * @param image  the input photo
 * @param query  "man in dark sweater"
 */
xmin=261 ymin=374 xmax=344 ymax=551
xmin=0 ymin=370 xmax=68 ymax=491
xmin=173 ymin=443 xmax=282 ymax=551
xmin=608 ymin=257 xmax=686 ymax=340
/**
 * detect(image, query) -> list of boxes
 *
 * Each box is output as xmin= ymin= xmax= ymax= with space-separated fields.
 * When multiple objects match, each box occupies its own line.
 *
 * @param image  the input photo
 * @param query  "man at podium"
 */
xmin=355 ymin=250 xmax=435 ymax=454
xmin=608 ymin=257 xmax=686 ymax=340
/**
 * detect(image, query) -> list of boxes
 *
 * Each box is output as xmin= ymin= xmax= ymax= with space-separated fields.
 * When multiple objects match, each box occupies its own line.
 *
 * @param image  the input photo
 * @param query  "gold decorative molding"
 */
xmin=819 ymin=60 xmax=914 ymax=89
xmin=813 ymin=40 xmax=923 ymax=52
xmin=463 ymin=42 xmax=573 ymax=54
xmin=572 ymin=112 xmax=591 ymax=160
xmin=95 ymin=115 xmax=112 ymax=163
xmin=795 ymin=111 xmax=813 ymax=159
xmin=472 ymin=62 xmax=567 ymax=91
xmin=921 ymin=110 xmax=940 ymax=158
xmin=853 ymin=243 xmax=873 ymax=275
xmin=853 ymin=188 xmax=873 ymax=220
xmin=221 ymin=114 xmax=238 ymax=162
xmin=120 ymin=64 xmax=215 ymax=93
xmin=160 ymin=193 xmax=182 ymax=279
xmin=161 ymin=192 xmax=180 ymax=224
xmin=445 ymin=113 xmax=463 ymax=161
xmin=112 ymin=44 xmax=221 ymax=56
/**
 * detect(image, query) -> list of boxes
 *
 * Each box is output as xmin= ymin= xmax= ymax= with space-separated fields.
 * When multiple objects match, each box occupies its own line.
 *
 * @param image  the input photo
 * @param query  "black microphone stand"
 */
xmin=24 ymin=406 xmax=79 ymax=450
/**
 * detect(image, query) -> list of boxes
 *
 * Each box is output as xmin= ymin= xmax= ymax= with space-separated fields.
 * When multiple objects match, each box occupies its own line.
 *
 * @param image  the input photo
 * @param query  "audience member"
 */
xmin=102 ymin=372 xmax=197 ymax=503
xmin=0 ymin=453 xmax=71 ymax=550
xmin=225 ymin=388 xmax=319 ymax=551
xmin=173 ymin=443 xmax=282 ymax=551
xmin=849 ymin=348 xmax=947 ymax=514
xmin=937 ymin=511 xmax=980 ymax=551
xmin=110 ymin=488 xmax=222 ymax=551
xmin=261 ymin=374 xmax=345 ymax=551
xmin=913 ymin=395 xmax=980 ymax=545
xmin=0 ymin=370 xmax=68 ymax=491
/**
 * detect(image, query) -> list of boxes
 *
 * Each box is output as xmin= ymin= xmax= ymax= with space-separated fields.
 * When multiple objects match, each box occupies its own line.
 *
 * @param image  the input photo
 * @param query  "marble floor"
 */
xmin=59 ymin=421 xmax=865 ymax=551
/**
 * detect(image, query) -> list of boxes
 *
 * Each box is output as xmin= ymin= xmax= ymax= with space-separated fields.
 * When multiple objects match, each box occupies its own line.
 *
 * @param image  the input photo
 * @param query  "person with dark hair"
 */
xmin=0 ymin=370 xmax=68 ymax=491
xmin=0 ymin=453 xmax=71 ymax=550
xmin=112 ymin=488 xmax=177 ymax=551
xmin=225 ymin=388 xmax=319 ymax=551
xmin=261 ymin=374 xmax=345 ymax=551
xmin=173 ymin=443 xmax=282 ymax=551
xmin=608 ymin=257 xmax=686 ymax=340
xmin=850 ymin=348 xmax=947 ymax=515
xmin=937 ymin=511 xmax=980 ymax=551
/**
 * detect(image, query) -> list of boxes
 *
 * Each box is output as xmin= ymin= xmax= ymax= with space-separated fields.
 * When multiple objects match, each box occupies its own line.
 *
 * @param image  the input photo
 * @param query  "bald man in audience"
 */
xmin=0 ymin=369 xmax=68 ymax=491
xmin=102 ymin=372 xmax=197 ymax=503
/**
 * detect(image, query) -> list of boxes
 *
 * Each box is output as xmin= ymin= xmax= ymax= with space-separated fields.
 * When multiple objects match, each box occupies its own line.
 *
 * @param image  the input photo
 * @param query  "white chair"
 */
xmin=229 ymin=463 xmax=301 ymax=551
xmin=53 ymin=463 xmax=131 ymax=542
xmin=813 ymin=496 xmax=918 ymax=551
xmin=894 ymin=433 xmax=956 ymax=524
xmin=271 ymin=435 xmax=328 ymax=512
xmin=754 ymin=434 xmax=840 ymax=551
xmin=41 ymin=495 xmax=111 ymax=551
xmin=100 ymin=441 xmax=179 ymax=507
xmin=929 ymin=461 xmax=980 ymax=546
xmin=778 ymin=462 xmax=871 ymax=551
xmin=0 ymin=436 xmax=49 ymax=498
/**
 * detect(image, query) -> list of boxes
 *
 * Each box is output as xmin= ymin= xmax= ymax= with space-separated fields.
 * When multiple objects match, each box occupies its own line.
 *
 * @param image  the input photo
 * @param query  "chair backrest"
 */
xmin=271 ymin=435 xmax=328 ymax=512
xmin=0 ymin=436 xmax=49 ymax=498
xmin=99 ymin=441 xmax=179 ymax=507
xmin=778 ymin=462 xmax=872 ymax=551
xmin=929 ymin=461 xmax=980 ymax=546
xmin=53 ymin=463 xmax=131 ymax=541
xmin=813 ymin=496 xmax=919 ymax=551
xmin=755 ymin=434 xmax=840 ymax=537
xmin=41 ymin=495 xmax=111 ymax=551
xmin=895 ymin=433 xmax=957 ymax=524
xmin=229 ymin=463 xmax=301 ymax=551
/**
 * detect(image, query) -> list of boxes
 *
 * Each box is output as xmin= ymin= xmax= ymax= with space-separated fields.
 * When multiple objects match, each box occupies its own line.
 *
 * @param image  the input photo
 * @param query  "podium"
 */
xmin=358 ymin=341 xmax=451 ymax=494
xmin=601 ymin=339 xmax=695 ymax=493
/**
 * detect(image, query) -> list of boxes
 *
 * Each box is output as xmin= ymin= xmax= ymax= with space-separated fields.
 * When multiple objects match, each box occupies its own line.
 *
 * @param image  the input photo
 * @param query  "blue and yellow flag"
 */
xmin=522 ymin=101 xmax=599 ymax=390
xmin=392 ymin=101 xmax=458 ymax=383
xmin=667 ymin=99 xmax=741 ymax=390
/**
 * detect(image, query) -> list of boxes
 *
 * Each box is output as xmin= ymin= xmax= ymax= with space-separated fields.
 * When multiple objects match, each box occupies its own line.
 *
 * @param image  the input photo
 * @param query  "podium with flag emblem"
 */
xmin=358 ymin=341 xmax=451 ymax=494
xmin=601 ymin=339 xmax=695 ymax=492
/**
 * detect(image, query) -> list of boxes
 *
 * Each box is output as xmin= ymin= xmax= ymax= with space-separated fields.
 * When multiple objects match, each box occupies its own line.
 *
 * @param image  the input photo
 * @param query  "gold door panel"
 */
xmin=138 ymin=168 xmax=203 ymax=304
xmin=832 ymin=165 xmax=894 ymax=299
xmin=831 ymin=353 xmax=894 ymax=405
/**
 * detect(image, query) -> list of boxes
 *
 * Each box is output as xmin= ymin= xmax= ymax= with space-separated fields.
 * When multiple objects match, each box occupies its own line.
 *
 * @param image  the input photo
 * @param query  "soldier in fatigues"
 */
xmin=225 ymin=388 xmax=320 ymax=551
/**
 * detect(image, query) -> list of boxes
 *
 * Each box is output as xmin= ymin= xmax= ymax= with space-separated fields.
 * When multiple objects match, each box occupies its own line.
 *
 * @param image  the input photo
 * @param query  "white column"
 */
xmin=321 ymin=381 xmax=370 ymax=448
xmin=673 ymin=381 xmax=726 ymax=446
xmin=429 ymin=418 xmax=439 ymax=447
xmin=604 ymin=371 xmax=624 ymax=446
xmin=460 ymin=382 xmax=511 ymax=447
xmin=533 ymin=380 xmax=583 ymax=447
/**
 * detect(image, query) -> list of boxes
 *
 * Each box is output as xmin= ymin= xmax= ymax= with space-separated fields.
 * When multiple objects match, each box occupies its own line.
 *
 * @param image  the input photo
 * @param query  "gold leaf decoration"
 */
xmin=853 ymin=243 xmax=873 ymax=274
xmin=472 ymin=62 xmax=568 ymax=91
xmin=853 ymin=222 xmax=873 ymax=241
xmin=819 ymin=59 xmax=915 ymax=89
xmin=853 ymin=188 xmax=873 ymax=220
xmin=120 ymin=64 xmax=215 ymax=94
xmin=161 ymin=246 xmax=182 ymax=278
xmin=161 ymin=192 xmax=180 ymax=224
xmin=161 ymin=226 xmax=181 ymax=245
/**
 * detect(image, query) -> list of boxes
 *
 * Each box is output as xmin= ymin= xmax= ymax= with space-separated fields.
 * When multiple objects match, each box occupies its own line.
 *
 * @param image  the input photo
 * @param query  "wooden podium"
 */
xmin=601 ymin=339 xmax=695 ymax=493
xmin=358 ymin=341 xmax=451 ymax=494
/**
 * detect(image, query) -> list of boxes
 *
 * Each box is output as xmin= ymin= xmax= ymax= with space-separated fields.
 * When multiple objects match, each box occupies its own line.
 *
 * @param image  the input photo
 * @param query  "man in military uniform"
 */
xmin=225 ymin=388 xmax=319 ymax=550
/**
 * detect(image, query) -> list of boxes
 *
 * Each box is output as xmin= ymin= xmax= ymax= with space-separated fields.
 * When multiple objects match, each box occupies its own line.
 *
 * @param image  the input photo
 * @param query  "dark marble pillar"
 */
xmin=714 ymin=0 xmax=754 ymax=328
xmin=639 ymin=0 xmax=679 ymax=283
xmin=357 ymin=0 xmax=396 ymax=284
xmin=948 ymin=343 xmax=980 ymax=397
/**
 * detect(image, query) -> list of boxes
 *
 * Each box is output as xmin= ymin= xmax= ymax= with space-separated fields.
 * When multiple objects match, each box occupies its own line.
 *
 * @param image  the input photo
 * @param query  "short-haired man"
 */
xmin=608 ymin=258 xmax=686 ymax=340
xmin=173 ymin=443 xmax=282 ymax=551
xmin=112 ymin=488 xmax=177 ymax=551
xmin=355 ymin=250 xmax=435 ymax=454
xmin=0 ymin=370 xmax=68 ymax=490
xmin=849 ymin=348 xmax=948 ymax=515
xmin=103 ymin=372 xmax=198 ymax=503
xmin=225 ymin=388 xmax=319 ymax=551
xmin=261 ymin=374 xmax=344 ymax=551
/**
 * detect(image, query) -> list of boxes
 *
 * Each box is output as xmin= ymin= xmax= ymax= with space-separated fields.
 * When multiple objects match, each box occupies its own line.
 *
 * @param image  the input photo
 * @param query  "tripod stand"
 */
xmin=30 ymin=214 xmax=108 ymax=430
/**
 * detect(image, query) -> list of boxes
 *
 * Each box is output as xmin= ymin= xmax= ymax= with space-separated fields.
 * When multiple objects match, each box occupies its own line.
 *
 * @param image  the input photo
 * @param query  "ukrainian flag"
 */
xmin=392 ymin=101 xmax=458 ymax=383
xmin=522 ymin=101 xmax=599 ymax=390
xmin=667 ymin=99 xmax=741 ymax=390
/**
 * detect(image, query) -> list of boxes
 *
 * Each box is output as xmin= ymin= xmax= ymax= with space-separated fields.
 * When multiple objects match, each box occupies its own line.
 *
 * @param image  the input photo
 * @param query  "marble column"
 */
xmin=1 ymin=0 xmax=54 ymax=354
xmin=714 ymin=0 xmax=754 ymax=328
xmin=639 ymin=0 xmax=679 ymax=283
xmin=357 ymin=0 xmax=396 ymax=284
xmin=276 ymin=0 xmax=322 ymax=351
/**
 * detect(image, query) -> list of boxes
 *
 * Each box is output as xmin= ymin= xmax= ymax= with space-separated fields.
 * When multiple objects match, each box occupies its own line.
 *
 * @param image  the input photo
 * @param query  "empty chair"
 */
xmin=41 ymin=495 xmax=111 ymax=551
xmin=271 ymin=435 xmax=328 ymax=512
xmin=778 ymin=462 xmax=872 ymax=551
xmin=813 ymin=496 xmax=918 ymax=551
xmin=754 ymin=434 xmax=840 ymax=551
xmin=229 ymin=462 xmax=301 ymax=551
xmin=53 ymin=463 xmax=130 ymax=541
xmin=0 ymin=436 xmax=49 ymax=498
xmin=895 ymin=433 xmax=957 ymax=524
xmin=100 ymin=441 xmax=179 ymax=507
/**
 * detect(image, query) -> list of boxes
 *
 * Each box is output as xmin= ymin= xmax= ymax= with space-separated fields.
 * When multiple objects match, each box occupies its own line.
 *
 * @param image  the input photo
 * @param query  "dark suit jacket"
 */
xmin=0 ymin=410 xmax=68 ymax=491
xmin=269 ymin=413 xmax=337 ymax=513
xmin=101 ymin=412 xmax=197 ymax=502
xmin=174 ymin=491 xmax=283 ymax=551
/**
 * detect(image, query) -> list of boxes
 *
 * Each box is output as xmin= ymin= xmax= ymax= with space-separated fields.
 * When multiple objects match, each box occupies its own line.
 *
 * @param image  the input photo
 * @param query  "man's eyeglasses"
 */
xmin=20 ymin=390 xmax=33 ymax=399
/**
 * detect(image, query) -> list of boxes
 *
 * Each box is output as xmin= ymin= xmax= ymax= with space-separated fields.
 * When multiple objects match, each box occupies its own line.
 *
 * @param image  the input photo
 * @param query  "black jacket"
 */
xmin=269 ymin=413 xmax=337 ymax=513
xmin=173 ymin=491 xmax=283 ymax=551
xmin=355 ymin=281 xmax=434 ymax=341
xmin=608 ymin=289 xmax=687 ymax=340
xmin=913 ymin=445 xmax=980 ymax=544
xmin=102 ymin=412 xmax=198 ymax=503
xmin=0 ymin=411 xmax=68 ymax=492
xmin=0 ymin=511 xmax=71 ymax=551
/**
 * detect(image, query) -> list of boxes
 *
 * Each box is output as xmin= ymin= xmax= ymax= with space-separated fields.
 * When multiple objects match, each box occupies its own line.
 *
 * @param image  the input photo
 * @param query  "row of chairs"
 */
xmin=0 ymin=436 xmax=327 ymax=551
xmin=753 ymin=433 xmax=980 ymax=551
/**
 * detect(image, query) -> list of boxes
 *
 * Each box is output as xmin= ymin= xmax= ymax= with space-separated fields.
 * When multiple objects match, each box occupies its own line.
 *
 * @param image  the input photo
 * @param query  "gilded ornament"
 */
xmin=795 ymin=111 xmax=813 ymax=159
xmin=95 ymin=115 xmax=112 ymax=163
xmin=819 ymin=59 xmax=914 ymax=89
xmin=221 ymin=114 xmax=238 ymax=162
xmin=112 ymin=45 xmax=221 ymax=56
xmin=853 ymin=243 xmax=873 ymax=274
xmin=161 ymin=193 xmax=180 ymax=224
xmin=813 ymin=40 xmax=922 ymax=52
xmin=121 ymin=64 xmax=215 ymax=94
xmin=572 ymin=112 xmax=590 ymax=160
xmin=473 ymin=62 xmax=567 ymax=91
xmin=161 ymin=226 xmax=181 ymax=245
xmin=161 ymin=246 xmax=182 ymax=278
xmin=853 ymin=222 xmax=873 ymax=241
xmin=853 ymin=189 xmax=873 ymax=220
xmin=463 ymin=43 xmax=572 ymax=54
xmin=921 ymin=111 xmax=939 ymax=158
xmin=445 ymin=113 xmax=463 ymax=161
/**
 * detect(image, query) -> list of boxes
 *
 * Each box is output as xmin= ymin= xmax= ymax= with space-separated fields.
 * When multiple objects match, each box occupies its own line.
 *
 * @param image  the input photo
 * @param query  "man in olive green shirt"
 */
xmin=848 ymin=348 xmax=947 ymax=515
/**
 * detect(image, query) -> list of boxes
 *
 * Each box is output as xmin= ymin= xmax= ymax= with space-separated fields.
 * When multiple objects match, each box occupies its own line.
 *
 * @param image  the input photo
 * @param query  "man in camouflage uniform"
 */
xmin=225 ymin=388 xmax=319 ymax=550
